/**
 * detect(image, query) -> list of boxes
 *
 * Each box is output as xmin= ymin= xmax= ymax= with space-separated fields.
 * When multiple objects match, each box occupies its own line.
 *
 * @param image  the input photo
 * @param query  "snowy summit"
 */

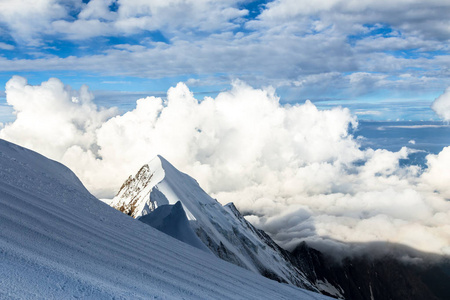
xmin=110 ymin=155 xmax=342 ymax=297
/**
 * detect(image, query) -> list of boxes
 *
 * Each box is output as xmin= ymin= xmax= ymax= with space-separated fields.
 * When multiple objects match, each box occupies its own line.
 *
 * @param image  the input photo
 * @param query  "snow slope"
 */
xmin=0 ymin=139 xmax=332 ymax=299
xmin=110 ymin=155 xmax=328 ymax=292
xmin=139 ymin=201 xmax=211 ymax=252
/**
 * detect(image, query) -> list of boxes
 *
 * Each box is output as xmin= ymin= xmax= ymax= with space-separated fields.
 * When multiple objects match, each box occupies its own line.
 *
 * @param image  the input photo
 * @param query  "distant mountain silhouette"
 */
xmin=290 ymin=240 xmax=450 ymax=300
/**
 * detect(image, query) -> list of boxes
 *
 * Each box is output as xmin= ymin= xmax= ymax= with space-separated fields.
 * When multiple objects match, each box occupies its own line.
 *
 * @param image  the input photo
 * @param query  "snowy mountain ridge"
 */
xmin=110 ymin=155 xmax=342 ymax=296
xmin=0 ymin=138 xmax=332 ymax=299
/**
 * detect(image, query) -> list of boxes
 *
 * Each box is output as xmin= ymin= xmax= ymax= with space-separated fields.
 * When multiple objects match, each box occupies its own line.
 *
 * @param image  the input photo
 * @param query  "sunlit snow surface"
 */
xmin=0 ymin=139 xmax=331 ymax=299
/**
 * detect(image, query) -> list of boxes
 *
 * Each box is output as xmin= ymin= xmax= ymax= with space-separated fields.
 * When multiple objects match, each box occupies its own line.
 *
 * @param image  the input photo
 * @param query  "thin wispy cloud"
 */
xmin=0 ymin=0 xmax=448 ymax=116
xmin=0 ymin=42 xmax=14 ymax=50
xmin=378 ymin=124 xmax=450 ymax=130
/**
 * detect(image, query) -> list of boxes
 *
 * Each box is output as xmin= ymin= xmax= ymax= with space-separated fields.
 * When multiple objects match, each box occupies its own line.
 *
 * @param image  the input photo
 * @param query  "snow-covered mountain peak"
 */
xmin=224 ymin=202 xmax=242 ymax=218
xmin=111 ymin=155 xmax=198 ymax=220
xmin=110 ymin=155 xmax=327 ymax=293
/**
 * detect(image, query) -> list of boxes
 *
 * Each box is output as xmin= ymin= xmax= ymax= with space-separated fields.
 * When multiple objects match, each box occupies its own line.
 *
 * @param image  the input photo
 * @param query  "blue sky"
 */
xmin=0 ymin=0 xmax=449 ymax=122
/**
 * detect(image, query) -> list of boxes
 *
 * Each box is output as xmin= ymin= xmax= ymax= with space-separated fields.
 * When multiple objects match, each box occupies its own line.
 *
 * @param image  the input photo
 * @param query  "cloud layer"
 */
xmin=1 ymin=76 xmax=450 ymax=257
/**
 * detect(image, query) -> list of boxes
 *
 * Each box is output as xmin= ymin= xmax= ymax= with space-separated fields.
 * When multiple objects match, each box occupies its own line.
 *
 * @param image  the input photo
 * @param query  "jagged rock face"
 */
xmin=111 ymin=164 xmax=154 ymax=218
xmin=109 ymin=155 xmax=338 ymax=295
xmin=291 ymin=242 xmax=450 ymax=300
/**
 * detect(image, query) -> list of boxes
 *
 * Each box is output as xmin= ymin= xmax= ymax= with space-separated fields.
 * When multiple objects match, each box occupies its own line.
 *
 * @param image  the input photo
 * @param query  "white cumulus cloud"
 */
xmin=1 ymin=76 xmax=450 ymax=257
xmin=432 ymin=87 xmax=450 ymax=121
